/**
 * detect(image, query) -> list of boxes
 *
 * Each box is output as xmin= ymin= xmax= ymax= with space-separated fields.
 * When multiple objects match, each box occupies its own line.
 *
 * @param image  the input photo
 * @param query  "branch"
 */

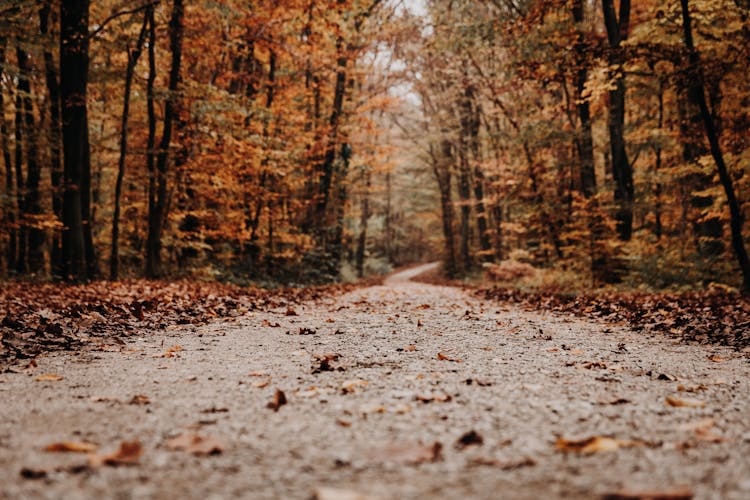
xmin=89 ymin=0 xmax=161 ymax=40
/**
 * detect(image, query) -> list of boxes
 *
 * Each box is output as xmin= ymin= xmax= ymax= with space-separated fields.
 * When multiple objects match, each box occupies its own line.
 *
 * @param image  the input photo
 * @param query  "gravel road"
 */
xmin=1 ymin=263 xmax=749 ymax=499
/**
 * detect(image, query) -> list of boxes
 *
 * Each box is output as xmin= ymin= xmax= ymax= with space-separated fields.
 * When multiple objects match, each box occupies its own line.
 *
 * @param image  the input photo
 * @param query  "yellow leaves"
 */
xmin=35 ymin=374 xmax=63 ymax=382
xmin=556 ymin=436 xmax=639 ymax=454
xmin=436 ymin=352 xmax=461 ymax=362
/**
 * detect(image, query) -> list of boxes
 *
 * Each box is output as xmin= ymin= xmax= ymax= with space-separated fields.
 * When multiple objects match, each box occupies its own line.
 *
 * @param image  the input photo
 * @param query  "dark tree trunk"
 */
xmin=680 ymin=0 xmax=750 ymax=291
xmin=40 ymin=1 xmax=64 ymax=277
xmin=60 ymin=0 xmax=91 ymax=282
xmin=146 ymin=0 xmax=184 ymax=278
xmin=355 ymin=167 xmax=371 ymax=278
xmin=602 ymin=0 xmax=633 ymax=240
xmin=0 ymin=39 xmax=15 ymax=274
xmin=17 ymin=46 xmax=45 ymax=274
xmin=14 ymin=48 xmax=27 ymax=274
xmin=572 ymin=0 xmax=596 ymax=198
xmin=434 ymin=140 xmax=457 ymax=278
xmin=111 ymin=9 xmax=149 ymax=280
xmin=464 ymin=85 xmax=491 ymax=260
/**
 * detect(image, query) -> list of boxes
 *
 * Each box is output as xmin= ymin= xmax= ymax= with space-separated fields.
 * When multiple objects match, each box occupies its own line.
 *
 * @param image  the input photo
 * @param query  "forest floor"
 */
xmin=1 ymin=263 xmax=750 ymax=499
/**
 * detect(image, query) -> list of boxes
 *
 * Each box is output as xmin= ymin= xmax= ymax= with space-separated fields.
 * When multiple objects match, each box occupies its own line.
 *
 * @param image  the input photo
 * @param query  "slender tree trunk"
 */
xmin=0 ymin=39 xmax=15 ymax=274
xmin=17 ymin=46 xmax=45 ymax=274
xmin=434 ymin=141 xmax=457 ymax=278
xmin=60 ymin=0 xmax=91 ymax=282
xmin=602 ymin=0 xmax=633 ymax=240
xmin=572 ymin=0 xmax=596 ymax=197
xmin=14 ymin=47 xmax=26 ymax=275
xmin=355 ymin=167 xmax=371 ymax=278
xmin=146 ymin=0 xmax=184 ymax=278
xmin=111 ymin=10 xmax=149 ymax=280
xmin=680 ymin=0 xmax=750 ymax=291
xmin=40 ymin=1 xmax=64 ymax=277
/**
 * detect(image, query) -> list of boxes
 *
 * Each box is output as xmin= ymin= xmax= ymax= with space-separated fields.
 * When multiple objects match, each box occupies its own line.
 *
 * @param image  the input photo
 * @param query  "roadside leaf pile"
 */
xmin=480 ymin=288 xmax=750 ymax=351
xmin=1 ymin=279 xmax=377 ymax=367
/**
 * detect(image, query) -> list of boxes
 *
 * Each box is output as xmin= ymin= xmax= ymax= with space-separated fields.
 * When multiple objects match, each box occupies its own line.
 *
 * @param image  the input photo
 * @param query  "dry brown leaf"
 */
xmin=706 ymin=355 xmax=725 ymax=362
xmin=368 ymin=441 xmax=443 ymax=464
xmin=19 ymin=467 xmax=47 ymax=479
xmin=248 ymin=370 xmax=268 ymax=377
xmin=336 ymin=419 xmax=352 ymax=427
xmin=602 ymin=488 xmax=693 ymax=500
xmin=406 ymin=345 xmax=416 ymax=352
xmin=285 ymin=307 xmax=298 ymax=316
xmin=35 ymin=374 xmax=63 ymax=382
xmin=556 ymin=436 xmax=638 ymax=454
xmin=129 ymin=394 xmax=150 ymax=405
xmin=341 ymin=379 xmax=368 ymax=394
xmin=469 ymin=456 xmax=536 ymax=470
xmin=267 ymin=389 xmax=287 ymax=411
xmin=166 ymin=433 xmax=224 ymax=455
xmin=45 ymin=441 xmax=97 ymax=453
xmin=455 ymin=430 xmax=483 ymax=449
xmin=665 ymin=396 xmax=705 ymax=408
xmin=261 ymin=319 xmax=281 ymax=328
xmin=580 ymin=361 xmax=607 ymax=370
xmin=677 ymin=384 xmax=708 ymax=393
xmin=88 ymin=441 xmax=143 ymax=467
xmin=154 ymin=345 xmax=182 ymax=358
xmin=679 ymin=419 xmax=725 ymax=443
xmin=437 ymin=352 xmax=462 ymax=362
xmin=252 ymin=378 xmax=271 ymax=388
xmin=415 ymin=393 xmax=452 ymax=403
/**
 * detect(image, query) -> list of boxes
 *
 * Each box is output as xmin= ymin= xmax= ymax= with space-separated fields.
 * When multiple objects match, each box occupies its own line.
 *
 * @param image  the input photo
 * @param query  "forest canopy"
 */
xmin=0 ymin=0 xmax=749 ymax=291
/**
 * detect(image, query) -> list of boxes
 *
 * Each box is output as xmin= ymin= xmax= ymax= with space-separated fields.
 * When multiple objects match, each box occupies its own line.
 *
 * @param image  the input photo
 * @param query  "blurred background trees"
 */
xmin=0 ymin=0 xmax=748 ymax=290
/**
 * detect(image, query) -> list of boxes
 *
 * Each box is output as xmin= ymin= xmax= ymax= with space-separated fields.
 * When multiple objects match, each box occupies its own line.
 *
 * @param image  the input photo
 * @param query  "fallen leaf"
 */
xmin=19 ymin=467 xmax=47 ymax=479
xmin=88 ymin=441 xmax=143 ymax=466
xmin=129 ymin=394 xmax=150 ymax=405
xmin=267 ymin=389 xmax=287 ymax=411
xmin=252 ymin=378 xmax=271 ymax=388
xmin=469 ymin=456 xmax=536 ymax=470
xmin=298 ymin=387 xmax=320 ymax=398
xmin=201 ymin=406 xmax=229 ymax=413
xmin=677 ymin=384 xmax=708 ymax=393
xmin=596 ymin=397 xmax=631 ymax=405
xmin=154 ymin=345 xmax=182 ymax=358
xmin=45 ymin=441 xmax=97 ymax=453
xmin=166 ymin=433 xmax=224 ymax=455
xmin=415 ymin=393 xmax=452 ymax=403
xmin=35 ymin=374 xmax=63 ymax=382
xmin=285 ymin=307 xmax=298 ymax=316
xmin=580 ymin=361 xmax=607 ymax=370
xmin=248 ymin=370 xmax=269 ymax=377
xmin=455 ymin=430 xmax=483 ymax=449
xmin=406 ymin=345 xmax=416 ymax=352
xmin=706 ymin=355 xmax=725 ymax=362
xmin=336 ymin=419 xmax=352 ymax=427
xmin=341 ymin=379 xmax=368 ymax=394
xmin=556 ymin=436 xmax=638 ymax=454
xmin=601 ymin=488 xmax=693 ymax=500
xmin=312 ymin=352 xmax=344 ymax=373
xmin=656 ymin=373 xmax=678 ymax=381
xmin=679 ymin=419 xmax=725 ymax=443
xmin=665 ymin=396 xmax=705 ymax=408
xmin=437 ymin=352 xmax=462 ymax=362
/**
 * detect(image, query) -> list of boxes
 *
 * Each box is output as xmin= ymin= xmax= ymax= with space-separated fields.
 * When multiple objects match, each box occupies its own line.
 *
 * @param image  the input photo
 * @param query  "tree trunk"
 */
xmin=572 ymin=0 xmax=596 ymax=198
xmin=40 ymin=1 xmax=64 ymax=277
xmin=111 ymin=9 xmax=149 ymax=280
xmin=355 ymin=167 xmax=371 ymax=278
xmin=434 ymin=140 xmax=457 ymax=278
xmin=17 ymin=46 xmax=45 ymax=274
xmin=146 ymin=0 xmax=184 ymax=278
xmin=0 ymin=39 xmax=15 ymax=274
xmin=60 ymin=0 xmax=91 ymax=282
xmin=680 ymin=0 xmax=750 ymax=291
xmin=602 ymin=0 xmax=633 ymax=240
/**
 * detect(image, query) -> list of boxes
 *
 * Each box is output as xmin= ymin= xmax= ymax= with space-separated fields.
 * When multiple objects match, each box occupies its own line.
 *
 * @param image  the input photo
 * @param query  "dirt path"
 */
xmin=2 ymin=265 xmax=749 ymax=499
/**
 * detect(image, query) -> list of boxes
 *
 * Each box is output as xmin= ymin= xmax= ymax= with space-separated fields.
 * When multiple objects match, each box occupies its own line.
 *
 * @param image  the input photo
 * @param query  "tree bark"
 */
xmin=680 ymin=0 xmax=750 ymax=291
xmin=572 ymin=0 xmax=596 ymax=198
xmin=60 ymin=0 xmax=91 ymax=282
xmin=602 ymin=0 xmax=633 ymax=240
xmin=0 ymin=39 xmax=15 ymax=274
xmin=355 ymin=167 xmax=371 ymax=278
xmin=40 ymin=1 xmax=64 ymax=277
xmin=146 ymin=0 xmax=184 ymax=278
xmin=111 ymin=9 xmax=149 ymax=280
xmin=434 ymin=140 xmax=457 ymax=278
